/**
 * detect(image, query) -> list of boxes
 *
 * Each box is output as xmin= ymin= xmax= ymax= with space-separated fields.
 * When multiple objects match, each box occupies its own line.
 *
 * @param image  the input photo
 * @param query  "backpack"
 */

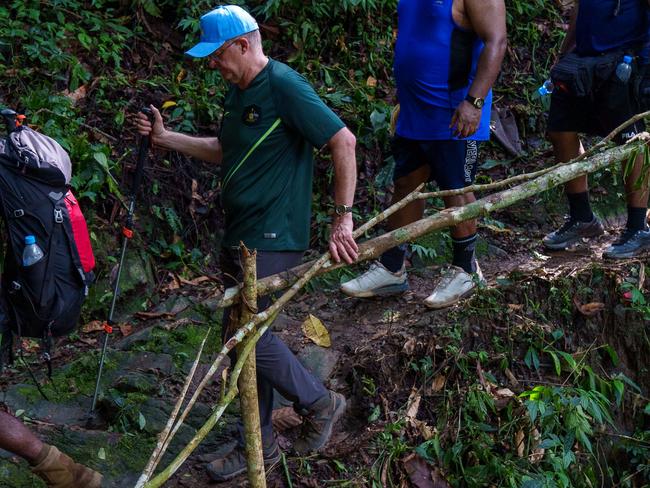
xmin=0 ymin=125 xmax=95 ymax=343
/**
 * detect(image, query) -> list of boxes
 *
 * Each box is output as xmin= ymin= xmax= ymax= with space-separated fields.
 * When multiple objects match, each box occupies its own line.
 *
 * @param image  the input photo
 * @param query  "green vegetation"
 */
xmin=353 ymin=269 xmax=650 ymax=487
xmin=1 ymin=1 xmax=649 ymax=486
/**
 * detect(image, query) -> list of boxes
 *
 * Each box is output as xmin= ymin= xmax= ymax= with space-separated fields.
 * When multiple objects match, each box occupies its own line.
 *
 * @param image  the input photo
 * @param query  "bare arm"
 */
xmin=135 ymin=105 xmax=223 ymax=164
xmin=450 ymin=0 xmax=507 ymax=138
xmin=326 ymin=127 xmax=358 ymax=264
xmin=559 ymin=1 xmax=579 ymax=56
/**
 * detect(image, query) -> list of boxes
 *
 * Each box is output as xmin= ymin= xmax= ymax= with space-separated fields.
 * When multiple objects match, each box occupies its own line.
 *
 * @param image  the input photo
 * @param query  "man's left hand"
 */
xmin=329 ymin=215 xmax=358 ymax=264
xmin=450 ymin=100 xmax=481 ymax=139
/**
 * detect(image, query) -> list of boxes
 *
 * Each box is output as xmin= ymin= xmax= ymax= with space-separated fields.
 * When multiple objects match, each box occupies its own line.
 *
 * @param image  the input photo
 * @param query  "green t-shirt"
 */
xmin=219 ymin=59 xmax=345 ymax=251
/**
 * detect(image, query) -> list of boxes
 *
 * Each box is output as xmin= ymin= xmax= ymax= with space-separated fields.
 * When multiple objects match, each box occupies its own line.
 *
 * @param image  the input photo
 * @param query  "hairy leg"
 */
xmin=0 ymin=410 xmax=43 ymax=463
xmin=548 ymin=131 xmax=585 ymax=193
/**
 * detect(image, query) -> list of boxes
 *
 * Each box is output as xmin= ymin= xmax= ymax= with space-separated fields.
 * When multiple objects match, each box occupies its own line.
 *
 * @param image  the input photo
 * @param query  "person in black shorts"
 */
xmin=542 ymin=0 xmax=650 ymax=258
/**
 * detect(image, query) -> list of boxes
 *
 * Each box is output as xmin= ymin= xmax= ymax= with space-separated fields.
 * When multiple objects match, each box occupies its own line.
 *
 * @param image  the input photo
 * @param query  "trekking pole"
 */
xmin=90 ymin=107 xmax=152 ymax=413
xmin=1 ymin=108 xmax=26 ymax=134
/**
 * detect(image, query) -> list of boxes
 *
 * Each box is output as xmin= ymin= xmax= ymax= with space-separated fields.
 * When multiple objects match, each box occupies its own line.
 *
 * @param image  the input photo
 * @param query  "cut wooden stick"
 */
xmin=134 ymin=327 xmax=211 ymax=488
xmin=238 ymin=246 xmax=266 ymax=488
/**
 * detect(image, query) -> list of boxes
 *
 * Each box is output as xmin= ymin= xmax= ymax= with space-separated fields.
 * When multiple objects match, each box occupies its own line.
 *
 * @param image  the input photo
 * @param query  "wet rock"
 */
xmin=273 ymin=345 xmax=340 ymax=409
xmin=112 ymin=327 xmax=153 ymax=351
xmin=111 ymin=371 xmax=159 ymax=394
xmin=152 ymin=294 xmax=193 ymax=316
xmin=3 ymin=384 xmax=89 ymax=426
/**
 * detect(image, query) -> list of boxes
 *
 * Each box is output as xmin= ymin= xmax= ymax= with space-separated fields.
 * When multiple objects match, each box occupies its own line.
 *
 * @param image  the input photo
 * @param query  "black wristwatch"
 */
xmin=334 ymin=204 xmax=353 ymax=216
xmin=465 ymin=94 xmax=485 ymax=109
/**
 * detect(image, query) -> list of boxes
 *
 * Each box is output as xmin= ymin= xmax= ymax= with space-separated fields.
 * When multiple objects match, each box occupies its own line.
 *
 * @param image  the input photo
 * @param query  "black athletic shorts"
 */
xmin=391 ymin=135 xmax=479 ymax=190
xmin=547 ymin=67 xmax=644 ymax=144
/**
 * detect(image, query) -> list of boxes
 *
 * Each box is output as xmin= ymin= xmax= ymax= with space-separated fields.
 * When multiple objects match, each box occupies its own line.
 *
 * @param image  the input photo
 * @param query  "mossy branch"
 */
xmin=212 ymin=136 xmax=648 ymax=309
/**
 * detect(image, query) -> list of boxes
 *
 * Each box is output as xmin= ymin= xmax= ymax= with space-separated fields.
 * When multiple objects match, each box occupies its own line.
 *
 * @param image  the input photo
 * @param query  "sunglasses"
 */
xmin=209 ymin=39 xmax=239 ymax=60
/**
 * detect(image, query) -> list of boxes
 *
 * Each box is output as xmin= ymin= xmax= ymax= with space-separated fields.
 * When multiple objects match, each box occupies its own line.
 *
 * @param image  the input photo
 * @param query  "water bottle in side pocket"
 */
xmin=22 ymin=235 xmax=44 ymax=267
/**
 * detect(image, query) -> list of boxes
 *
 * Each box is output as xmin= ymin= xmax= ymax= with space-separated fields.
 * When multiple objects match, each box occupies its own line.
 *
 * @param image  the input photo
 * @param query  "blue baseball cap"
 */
xmin=185 ymin=5 xmax=259 ymax=58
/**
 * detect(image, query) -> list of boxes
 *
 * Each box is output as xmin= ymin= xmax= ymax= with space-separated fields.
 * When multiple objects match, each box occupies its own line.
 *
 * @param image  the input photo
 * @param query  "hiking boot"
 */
xmin=206 ymin=439 xmax=281 ymax=482
xmin=424 ymin=263 xmax=485 ymax=310
xmin=31 ymin=444 xmax=102 ymax=488
xmin=340 ymin=261 xmax=408 ymax=298
xmin=602 ymin=227 xmax=650 ymax=259
xmin=542 ymin=216 xmax=604 ymax=250
xmin=293 ymin=391 xmax=346 ymax=455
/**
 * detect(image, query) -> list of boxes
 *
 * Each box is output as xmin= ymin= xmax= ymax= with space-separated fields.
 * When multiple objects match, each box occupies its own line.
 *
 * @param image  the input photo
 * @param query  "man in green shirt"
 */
xmin=136 ymin=5 xmax=358 ymax=482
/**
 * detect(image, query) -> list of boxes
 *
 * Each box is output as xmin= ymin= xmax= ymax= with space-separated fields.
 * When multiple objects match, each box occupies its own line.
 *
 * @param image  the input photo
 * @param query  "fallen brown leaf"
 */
xmin=77 ymin=337 xmax=97 ymax=346
xmin=82 ymin=320 xmax=104 ymax=333
xmin=405 ymin=388 xmax=421 ymax=421
xmin=119 ymin=324 xmax=133 ymax=337
xmin=134 ymin=311 xmax=176 ymax=320
xmin=493 ymin=387 xmax=516 ymax=410
xmin=530 ymin=428 xmax=545 ymax=463
xmin=403 ymin=453 xmax=451 ymax=488
xmin=403 ymin=337 xmax=416 ymax=355
xmin=63 ymin=85 xmax=87 ymax=105
xmin=573 ymin=298 xmax=605 ymax=316
xmin=504 ymin=368 xmax=520 ymax=388
xmin=301 ymin=314 xmax=331 ymax=347
xmin=515 ymin=429 xmax=525 ymax=457
xmin=429 ymin=374 xmax=446 ymax=394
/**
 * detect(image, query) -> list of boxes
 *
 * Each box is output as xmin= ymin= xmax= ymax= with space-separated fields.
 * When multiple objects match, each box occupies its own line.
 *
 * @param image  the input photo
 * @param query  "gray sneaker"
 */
xmin=542 ymin=216 xmax=604 ymax=250
xmin=602 ymin=227 xmax=650 ymax=259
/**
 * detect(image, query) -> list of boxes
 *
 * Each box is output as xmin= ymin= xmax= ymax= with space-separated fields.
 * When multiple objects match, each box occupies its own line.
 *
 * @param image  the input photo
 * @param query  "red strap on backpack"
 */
xmin=64 ymin=190 xmax=95 ymax=273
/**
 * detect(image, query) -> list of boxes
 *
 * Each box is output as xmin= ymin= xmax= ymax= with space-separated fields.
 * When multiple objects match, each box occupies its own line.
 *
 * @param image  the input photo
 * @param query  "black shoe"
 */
xmin=602 ymin=227 xmax=650 ymax=259
xmin=206 ymin=439 xmax=281 ymax=482
xmin=542 ymin=216 xmax=604 ymax=250
xmin=293 ymin=391 xmax=346 ymax=455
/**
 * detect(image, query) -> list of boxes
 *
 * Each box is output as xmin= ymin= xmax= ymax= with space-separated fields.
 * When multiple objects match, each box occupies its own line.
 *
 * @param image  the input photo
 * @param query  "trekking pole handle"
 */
xmin=132 ymin=107 xmax=153 ymax=198
xmin=1 ymin=108 xmax=16 ymax=135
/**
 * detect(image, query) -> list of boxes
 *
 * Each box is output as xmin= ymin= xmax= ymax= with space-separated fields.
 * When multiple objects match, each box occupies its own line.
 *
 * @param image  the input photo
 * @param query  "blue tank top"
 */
xmin=575 ymin=0 xmax=649 ymax=55
xmin=393 ymin=0 xmax=491 ymax=141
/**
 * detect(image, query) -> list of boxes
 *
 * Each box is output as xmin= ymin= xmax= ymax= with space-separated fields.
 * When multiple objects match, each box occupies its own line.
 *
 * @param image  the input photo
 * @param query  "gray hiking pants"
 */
xmin=220 ymin=248 xmax=328 ymax=443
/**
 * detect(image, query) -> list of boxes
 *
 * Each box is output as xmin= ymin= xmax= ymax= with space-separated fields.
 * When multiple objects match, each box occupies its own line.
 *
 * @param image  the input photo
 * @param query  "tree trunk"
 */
xmin=238 ymin=245 xmax=266 ymax=488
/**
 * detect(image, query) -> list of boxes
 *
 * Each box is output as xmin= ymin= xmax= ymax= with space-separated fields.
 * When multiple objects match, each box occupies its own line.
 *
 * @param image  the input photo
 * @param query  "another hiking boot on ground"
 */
xmin=339 ymin=262 xmax=408 ymax=298
xmin=31 ymin=444 xmax=102 ymax=488
xmin=293 ymin=390 xmax=346 ymax=455
xmin=424 ymin=263 xmax=485 ymax=309
xmin=542 ymin=216 xmax=604 ymax=250
xmin=602 ymin=227 xmax=650 ymax=259
xmin=206 ymin=438 xmax=281 ymax=482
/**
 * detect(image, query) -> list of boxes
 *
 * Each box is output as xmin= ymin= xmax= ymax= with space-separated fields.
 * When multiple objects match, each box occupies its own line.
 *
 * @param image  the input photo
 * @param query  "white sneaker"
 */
xmin=424 ymin=263 xmax=485 ymax=309
xmin=340 ymin=261 xmax=409 ymax=298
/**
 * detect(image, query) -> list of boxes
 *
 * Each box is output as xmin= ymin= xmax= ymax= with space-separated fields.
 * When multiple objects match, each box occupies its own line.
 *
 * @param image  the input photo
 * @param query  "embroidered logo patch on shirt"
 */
xmin=242 ymin=105 xmax=262 ymax=126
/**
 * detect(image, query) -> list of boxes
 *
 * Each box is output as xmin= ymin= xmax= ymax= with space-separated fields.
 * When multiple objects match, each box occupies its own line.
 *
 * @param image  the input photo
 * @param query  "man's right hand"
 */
xmin=135 ymin=105 xmax=166 ymax=144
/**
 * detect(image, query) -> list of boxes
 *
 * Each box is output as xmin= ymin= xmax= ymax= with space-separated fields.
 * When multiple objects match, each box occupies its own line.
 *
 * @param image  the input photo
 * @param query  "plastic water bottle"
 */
xmin=615 ymin=55 xmax=633 ymax=84
xmin=22 ymin=235 xmax=44 ymax=266
xmin=534 ymin=79 xmax=554 ymax=110
xmin=537 ymin=79 xmax=555 ymax=97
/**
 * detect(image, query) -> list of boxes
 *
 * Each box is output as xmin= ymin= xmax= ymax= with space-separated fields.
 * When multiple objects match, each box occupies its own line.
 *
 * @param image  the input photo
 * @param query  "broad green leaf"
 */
xmin=548 ymin=351 xmax=561 ymax=376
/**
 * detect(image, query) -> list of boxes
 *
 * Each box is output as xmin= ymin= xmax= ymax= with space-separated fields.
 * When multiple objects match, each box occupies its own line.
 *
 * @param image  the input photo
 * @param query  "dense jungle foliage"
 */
xmin=0 ymin=1 xmax=649 ymax=487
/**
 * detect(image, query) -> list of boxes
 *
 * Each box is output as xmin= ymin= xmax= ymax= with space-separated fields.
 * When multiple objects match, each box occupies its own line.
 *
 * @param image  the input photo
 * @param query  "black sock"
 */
xmin=380 ymin=244 xmax=407 ymax=273
xmin=567 ymin=192 xmax=594 ymax=222
xmin=452 ymin=234 xmax=477 ymax=274
xmin=626 ymin=206 xmax=648 ymax=232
